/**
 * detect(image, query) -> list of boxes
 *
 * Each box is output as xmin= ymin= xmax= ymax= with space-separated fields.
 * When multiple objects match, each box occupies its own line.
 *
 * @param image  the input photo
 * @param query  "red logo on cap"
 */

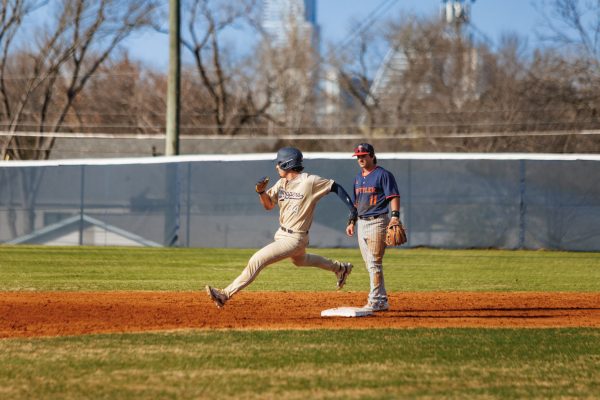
xmin=353 ymin=144 xmax=372 ymax=156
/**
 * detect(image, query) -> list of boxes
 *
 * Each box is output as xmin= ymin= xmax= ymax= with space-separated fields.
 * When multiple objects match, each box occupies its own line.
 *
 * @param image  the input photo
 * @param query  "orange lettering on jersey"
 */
xmin=355 ymin=187 xmax=376 ymax=194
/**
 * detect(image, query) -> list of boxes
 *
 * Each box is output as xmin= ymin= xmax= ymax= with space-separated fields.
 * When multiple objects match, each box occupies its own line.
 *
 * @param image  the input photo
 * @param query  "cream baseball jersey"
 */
xmin=266 ymin=173 xmax=334 ymax=233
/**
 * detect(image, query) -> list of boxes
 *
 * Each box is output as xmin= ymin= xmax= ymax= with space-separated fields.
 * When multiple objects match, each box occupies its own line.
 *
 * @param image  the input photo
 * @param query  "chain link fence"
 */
xmin=1 ymin=153 xmax=599 ymax=250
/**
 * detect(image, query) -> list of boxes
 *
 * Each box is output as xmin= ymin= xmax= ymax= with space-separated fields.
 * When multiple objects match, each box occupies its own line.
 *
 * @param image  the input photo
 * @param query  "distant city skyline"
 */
xmin=262 ymin=0 xmax=319 ymax=48
xmin=123 ymin=0 xmax=541 ymax=71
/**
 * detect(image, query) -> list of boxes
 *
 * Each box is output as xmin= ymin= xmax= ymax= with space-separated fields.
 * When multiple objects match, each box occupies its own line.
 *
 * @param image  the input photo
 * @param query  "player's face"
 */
xmin=356 ymin=154 xmax=374 ymax=170
xmin=275 ymin=163 xmax=286 ymax=177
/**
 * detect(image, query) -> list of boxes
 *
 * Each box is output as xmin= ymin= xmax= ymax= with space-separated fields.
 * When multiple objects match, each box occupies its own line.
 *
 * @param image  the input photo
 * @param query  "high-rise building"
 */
xmin=261 ymin=0 xmax=320 ymax=126
xmin=368 ymin=0 xmax=481 ymax=109
xmin=262 ymin=0 xmax=319 ymax=48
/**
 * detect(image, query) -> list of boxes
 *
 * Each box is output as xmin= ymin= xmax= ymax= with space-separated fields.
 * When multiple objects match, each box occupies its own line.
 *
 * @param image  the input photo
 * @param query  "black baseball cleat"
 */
xmin=205 ymin=285 xmax=227 ymax=308
xmin=336 ymin=262 xmax=353 ymax=289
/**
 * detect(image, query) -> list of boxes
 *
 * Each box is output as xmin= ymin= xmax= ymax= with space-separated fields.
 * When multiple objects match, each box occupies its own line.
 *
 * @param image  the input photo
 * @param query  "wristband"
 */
xmin=391 ymin=210 xmax=400 ymax=218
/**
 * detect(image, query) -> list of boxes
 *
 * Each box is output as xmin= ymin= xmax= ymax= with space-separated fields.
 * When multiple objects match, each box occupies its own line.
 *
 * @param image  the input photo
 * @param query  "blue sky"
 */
xmin=320 ymin=0 xmax=540 ymax=43
xmin=124 ymin=0 xmax=541 ymax=71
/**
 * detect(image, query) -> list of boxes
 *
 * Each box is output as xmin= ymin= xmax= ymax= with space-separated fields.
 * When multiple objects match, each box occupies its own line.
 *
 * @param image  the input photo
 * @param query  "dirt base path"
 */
xmin=2 ymin=291 xmax=599 ymax=338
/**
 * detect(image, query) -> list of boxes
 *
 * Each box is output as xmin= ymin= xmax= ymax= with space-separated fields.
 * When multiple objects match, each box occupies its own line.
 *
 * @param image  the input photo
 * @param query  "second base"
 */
xmin=321 ymin=306 xmax=374 ymax=317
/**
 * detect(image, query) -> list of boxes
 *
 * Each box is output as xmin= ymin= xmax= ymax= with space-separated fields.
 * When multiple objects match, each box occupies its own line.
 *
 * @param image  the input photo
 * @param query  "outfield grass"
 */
xmin=1 ymin=246 xmax=599 ymax=399
xmin=1 ymin=329 xmax=599 ymax=399
xmin=0 ymin=245 xmax=599 ymax=291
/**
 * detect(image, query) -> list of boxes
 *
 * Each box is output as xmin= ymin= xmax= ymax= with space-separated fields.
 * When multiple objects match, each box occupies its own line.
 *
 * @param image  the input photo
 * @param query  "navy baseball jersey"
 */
xmin=352 ymin=166 xmax=400 ymax=217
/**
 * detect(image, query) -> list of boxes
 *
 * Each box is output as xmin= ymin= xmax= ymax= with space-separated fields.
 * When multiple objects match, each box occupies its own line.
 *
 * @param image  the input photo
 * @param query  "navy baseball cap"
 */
xmin=352 ymin=143 xmax=375 ymax=157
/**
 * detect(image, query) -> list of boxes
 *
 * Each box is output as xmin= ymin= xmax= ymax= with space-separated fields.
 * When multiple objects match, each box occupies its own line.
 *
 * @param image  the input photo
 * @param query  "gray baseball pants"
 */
xmin=357 ymin=215 xmax=389 ymax=305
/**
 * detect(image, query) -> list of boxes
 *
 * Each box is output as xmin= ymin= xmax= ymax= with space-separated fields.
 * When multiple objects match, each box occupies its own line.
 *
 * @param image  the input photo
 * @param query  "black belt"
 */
xmin=280 ymin=226 xmax=307 ymax=234
xmin=359 ymin=214 xmax=386 ymax=221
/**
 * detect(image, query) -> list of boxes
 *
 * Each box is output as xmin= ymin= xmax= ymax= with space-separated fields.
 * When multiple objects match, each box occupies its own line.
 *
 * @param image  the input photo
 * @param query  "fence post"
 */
xmin=407 ymin=159 xmax=412 ymax=247
xmin=79 ymin=165 xmax=85 ymax=245
xmin=186 ymin=162 xmax=191 ymax=247
xmin=518 ymin=159 xmax=526 ymax=249
xmin=164 ymin=162 xmax=180 ymax=246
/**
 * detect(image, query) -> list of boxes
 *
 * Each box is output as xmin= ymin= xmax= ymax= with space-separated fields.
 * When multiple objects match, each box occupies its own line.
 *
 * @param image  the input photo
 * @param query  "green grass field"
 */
xmin=1 ymin=246 xmax=599 ymax=292
xmin=1 ymin=246 xmax=599 ymax=399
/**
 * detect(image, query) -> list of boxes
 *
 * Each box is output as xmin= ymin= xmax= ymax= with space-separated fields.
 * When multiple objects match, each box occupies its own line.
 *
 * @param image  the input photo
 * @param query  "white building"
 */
xmin=366 ymin=0 xmax=481 ymax=115
xmin=262 ymin=0 xmax=319 ymax=48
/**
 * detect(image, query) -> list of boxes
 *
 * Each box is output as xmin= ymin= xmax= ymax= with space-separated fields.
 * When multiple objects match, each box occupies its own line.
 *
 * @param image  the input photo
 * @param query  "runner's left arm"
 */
xmin=331 ymin=182 xmax=358 ymax=221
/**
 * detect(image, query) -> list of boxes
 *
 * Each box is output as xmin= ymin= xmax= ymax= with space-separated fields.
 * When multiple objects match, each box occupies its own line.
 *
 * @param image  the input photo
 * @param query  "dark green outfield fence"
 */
xmin=1 ymin=153 xmax=599 ymax=250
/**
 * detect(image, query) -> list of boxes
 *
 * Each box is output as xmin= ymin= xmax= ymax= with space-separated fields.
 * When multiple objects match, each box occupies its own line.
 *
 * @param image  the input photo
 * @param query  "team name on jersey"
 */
xmin=355 ymin=186 xmax=376 ymax=194
xmin=278 ymin=189 xmax=304 ymax=201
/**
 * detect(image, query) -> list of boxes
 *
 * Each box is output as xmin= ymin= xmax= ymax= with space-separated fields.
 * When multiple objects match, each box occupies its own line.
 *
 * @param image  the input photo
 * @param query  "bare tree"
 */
xmin=0 ymin=0 xmax=158 ymax=236
xmin=532 ymin=0 xmax=600 ymax=148
xmin=536 ymin=0 xmax=600 ymax=61
xmin=0 ymin=0 xmax=46 ymax=156
xmin=258 ymin=16 xmax=321 ymax=135
xmin=328 ymin=14 xmax=487 ymax=142
xmin=176 ymin=0 xmax=273 ymax=136
xmin=328 ymin=25 xmax=385 ymax=137
xmin=70 ymin=54 xmax=167 ymax=136
xmin=326 ymin=9 xmax=600 ymax=152
xmin=0 ymin=0 xmax=158 ymax=161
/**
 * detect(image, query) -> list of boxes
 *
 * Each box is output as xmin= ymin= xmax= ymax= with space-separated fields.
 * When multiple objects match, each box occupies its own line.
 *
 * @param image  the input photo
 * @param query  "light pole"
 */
xmin=165 ymin=0 xmax=180 ymax=156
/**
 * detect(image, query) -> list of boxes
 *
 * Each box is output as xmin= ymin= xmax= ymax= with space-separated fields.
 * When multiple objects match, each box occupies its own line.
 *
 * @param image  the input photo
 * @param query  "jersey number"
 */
xmin=369 ymin=195 xmax=377 ymax=205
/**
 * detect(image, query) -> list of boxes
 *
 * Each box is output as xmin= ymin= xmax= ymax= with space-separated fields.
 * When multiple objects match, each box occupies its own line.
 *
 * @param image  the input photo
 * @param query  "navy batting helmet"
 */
xmin=276 ymin=147 xmax=303 ymax=171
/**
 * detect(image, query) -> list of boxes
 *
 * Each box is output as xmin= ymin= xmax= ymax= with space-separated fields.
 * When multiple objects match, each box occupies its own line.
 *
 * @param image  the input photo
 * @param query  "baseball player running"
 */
xmin=345 ymin=143 xmax=403 ymax=311
xmin=206 ymin=146 xmax=358 ymax=309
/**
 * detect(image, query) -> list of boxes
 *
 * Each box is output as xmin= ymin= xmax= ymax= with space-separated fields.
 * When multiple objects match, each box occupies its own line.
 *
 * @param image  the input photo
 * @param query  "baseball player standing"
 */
xmin=206 ymin=146 xmax=358 ymax=308
xmin=345 ymin=143 xmax=403 ymax=311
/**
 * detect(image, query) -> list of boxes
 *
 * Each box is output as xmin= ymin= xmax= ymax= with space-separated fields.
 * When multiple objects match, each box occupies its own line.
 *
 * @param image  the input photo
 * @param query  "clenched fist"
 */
xmin=255 ymin=176 xmax=269 ymax=194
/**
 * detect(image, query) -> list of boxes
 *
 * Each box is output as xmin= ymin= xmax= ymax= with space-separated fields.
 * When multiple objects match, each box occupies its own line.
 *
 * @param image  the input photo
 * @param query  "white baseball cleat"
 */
xmin=205 ymin=285 xmax=227 ymax=308
xmin=336 ymin=262 xmax=353 ymax=289
xmin=363 ymin=301 xmax=389 ymax=312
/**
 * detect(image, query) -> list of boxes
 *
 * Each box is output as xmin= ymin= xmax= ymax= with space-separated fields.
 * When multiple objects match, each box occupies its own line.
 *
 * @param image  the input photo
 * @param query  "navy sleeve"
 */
xmin=381 ymin=169 xmax=400 ymax=198
xmin=349 ymin=176 xmax=356 ymax=205
xmin=331 ymin=182 xmax=358 ymax=218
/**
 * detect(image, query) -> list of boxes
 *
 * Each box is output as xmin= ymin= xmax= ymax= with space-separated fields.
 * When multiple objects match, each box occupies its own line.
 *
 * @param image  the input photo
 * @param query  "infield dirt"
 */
xmin=1 ymin=291 xmax=599 ymax=338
